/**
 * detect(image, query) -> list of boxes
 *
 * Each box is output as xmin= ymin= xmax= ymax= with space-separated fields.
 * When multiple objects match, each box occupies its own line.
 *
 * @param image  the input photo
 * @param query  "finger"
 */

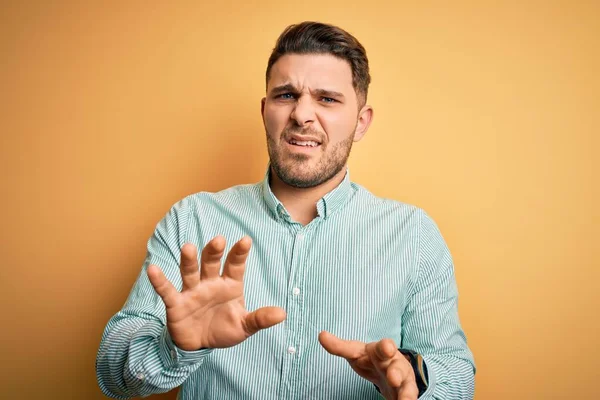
xmin=244 ymin=306 xmax=286 ymax=335
xmin=222 ymin=236 xmax=251 ymax=281
xmin=398 ymin=380 xmax=419 ymax=400
xmin=354 ymin=355 xmax=376 ymax=371
xmin=179 ymin=243 xmax=200 ymax=290
xmin=147 ymin=264 xmax=179 ymax=308
xmin=200 ymin=236 xmax=226 ymax=280
xmin=385 ymin=358 xmax=406 ymax=388
xmin=348 ymin=363 xmax=379 ymax=382
xmin=318 ymin=331 xmax=366 ymax=360
xmin=374 ymin=338 xmax=398 ymax=362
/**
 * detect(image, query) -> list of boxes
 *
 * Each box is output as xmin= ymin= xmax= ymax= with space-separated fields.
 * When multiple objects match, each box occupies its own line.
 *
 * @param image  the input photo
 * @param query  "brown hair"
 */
xmin=266 ymin=21 xmax=371 ymax=106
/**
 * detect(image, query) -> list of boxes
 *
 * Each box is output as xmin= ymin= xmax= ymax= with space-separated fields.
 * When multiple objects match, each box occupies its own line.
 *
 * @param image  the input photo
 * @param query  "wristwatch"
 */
xmin=399 ymin=349 xmax=429 ymax=396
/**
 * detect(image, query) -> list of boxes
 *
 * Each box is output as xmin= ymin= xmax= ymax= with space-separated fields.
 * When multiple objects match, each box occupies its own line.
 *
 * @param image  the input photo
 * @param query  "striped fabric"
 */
xmin=96 ymin=169 xmax=475 ymax=399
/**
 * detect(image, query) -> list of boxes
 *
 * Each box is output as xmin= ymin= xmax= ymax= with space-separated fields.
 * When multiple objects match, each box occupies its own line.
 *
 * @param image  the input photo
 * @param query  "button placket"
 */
xmin=279 ymin=228 xmax=304 ymax=399
xmin=289 ymin=227 xmax=311 ymax=396
xmin=288 ymin=230 xmax=305 ymax=362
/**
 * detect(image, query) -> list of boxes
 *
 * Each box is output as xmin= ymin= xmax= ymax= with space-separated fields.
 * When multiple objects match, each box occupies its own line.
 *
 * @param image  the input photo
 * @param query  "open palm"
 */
xmin=147 ymin=236 xmax=286 ymax=351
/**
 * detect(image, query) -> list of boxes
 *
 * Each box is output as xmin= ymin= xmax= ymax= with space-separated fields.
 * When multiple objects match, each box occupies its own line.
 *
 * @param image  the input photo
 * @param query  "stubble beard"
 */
xmin=266 ymin=130 xmax=355 ymax=189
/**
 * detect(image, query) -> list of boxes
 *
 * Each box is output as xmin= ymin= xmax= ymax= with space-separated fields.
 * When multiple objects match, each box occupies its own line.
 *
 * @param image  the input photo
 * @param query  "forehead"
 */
xmin=268 ymin=53 xmax=354 ymax=92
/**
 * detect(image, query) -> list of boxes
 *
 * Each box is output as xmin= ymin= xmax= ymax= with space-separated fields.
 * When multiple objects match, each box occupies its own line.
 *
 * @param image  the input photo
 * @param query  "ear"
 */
xmin=261 ymin=97 xmax=266 ymax=125
xmin=353 ymin=105 xmax=373 ymax=142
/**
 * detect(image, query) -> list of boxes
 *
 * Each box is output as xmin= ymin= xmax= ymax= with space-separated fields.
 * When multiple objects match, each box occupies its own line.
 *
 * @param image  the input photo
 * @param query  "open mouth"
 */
xmin=288 ymin=139 xmax=321 ymax=148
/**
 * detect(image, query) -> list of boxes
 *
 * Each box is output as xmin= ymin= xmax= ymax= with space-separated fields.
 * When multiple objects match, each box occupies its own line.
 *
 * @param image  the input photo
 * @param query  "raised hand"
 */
xmin=147 ymin=236 xmax=286 ymax=351
xmin=319 ymin=331 xmax=418 ymax=400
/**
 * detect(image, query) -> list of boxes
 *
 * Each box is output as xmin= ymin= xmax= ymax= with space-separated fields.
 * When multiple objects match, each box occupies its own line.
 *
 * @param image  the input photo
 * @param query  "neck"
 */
xmin=270 ymin=167 xmax=347 ymax=226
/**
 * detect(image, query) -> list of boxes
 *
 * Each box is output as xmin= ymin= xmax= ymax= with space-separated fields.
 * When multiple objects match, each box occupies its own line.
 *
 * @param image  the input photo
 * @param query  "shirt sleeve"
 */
xmin=400 ymin=210 xmax=476 ymax=399
xmin=95 ymin=196 xmax=213 ymax=399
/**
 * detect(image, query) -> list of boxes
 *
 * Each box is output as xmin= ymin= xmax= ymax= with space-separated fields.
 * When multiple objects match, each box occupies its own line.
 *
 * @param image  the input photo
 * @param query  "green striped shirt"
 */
xmin=96 ymin=169 xmax=475 ymax=399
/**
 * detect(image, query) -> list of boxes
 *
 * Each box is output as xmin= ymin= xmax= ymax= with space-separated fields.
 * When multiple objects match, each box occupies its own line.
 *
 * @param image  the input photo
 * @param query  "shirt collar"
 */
xmin=261 ymin=165 xmax=353 ymax=221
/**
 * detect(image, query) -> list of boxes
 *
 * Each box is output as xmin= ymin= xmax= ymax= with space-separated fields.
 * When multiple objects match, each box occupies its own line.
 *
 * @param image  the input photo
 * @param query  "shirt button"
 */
xmin=287 ymin=346 xmax=296 ymax=354
xmin=136 ymin=372 xmax=145 ymax=381
xmin=297 ymin=233 xmax=304 ymax=240
xmin=170 ymin=349 xmax=177 ymax=360
xmin=292 ymin=287 xmax=301 ymax=296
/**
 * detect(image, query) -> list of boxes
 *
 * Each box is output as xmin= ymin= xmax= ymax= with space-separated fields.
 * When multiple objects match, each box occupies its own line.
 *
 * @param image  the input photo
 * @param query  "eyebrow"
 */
xmin=313 ymin=88 xmax=345 ymax=99
xmin=270 ymin=84 xmax=345 ymax=99
xmin=270 ymin=84 xmax=298 ymax=95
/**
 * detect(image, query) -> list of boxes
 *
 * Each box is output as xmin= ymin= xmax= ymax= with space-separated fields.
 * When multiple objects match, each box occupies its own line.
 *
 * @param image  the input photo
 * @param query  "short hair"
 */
xmin=266 ymin=21 xmax=371 ymax=106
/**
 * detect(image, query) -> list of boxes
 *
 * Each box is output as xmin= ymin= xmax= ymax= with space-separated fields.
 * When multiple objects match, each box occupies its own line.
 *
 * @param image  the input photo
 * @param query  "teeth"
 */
xmin=290 ymin=140 xmax=319 ymax=147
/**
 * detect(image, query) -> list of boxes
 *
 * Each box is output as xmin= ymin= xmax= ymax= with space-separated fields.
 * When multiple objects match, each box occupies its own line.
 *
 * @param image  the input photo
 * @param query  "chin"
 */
xmin=282 ymin=166 xmax=341 ymax=189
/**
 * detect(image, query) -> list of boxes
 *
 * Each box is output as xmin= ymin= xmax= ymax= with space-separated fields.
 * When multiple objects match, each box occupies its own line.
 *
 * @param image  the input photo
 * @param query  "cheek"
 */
xmin=319 ymin=109 xmax=356 ymax=141
xmin=264 ymin=104 xmax=290 ymax=136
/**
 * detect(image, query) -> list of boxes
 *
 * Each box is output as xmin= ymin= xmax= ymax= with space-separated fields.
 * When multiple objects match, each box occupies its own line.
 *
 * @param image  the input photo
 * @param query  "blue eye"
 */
xmin=321 ymin=97 xmax=336 ymax=103
xmin=278 ymin=93 xmax=295 ymax=99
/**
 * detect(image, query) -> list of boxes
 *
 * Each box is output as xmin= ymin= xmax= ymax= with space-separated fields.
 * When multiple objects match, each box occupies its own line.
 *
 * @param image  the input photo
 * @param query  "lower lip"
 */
xmin=286 ymin=142 xmax=321 ymax=152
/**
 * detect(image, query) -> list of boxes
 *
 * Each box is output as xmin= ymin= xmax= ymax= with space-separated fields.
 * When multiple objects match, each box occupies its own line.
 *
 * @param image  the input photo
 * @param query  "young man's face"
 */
xmin=262 ymin=53 xmax=372 ymax=188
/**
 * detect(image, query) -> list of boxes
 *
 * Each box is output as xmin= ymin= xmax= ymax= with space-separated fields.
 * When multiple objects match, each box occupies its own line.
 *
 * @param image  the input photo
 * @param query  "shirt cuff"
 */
xmin=417 ymin=355 xmax=436 ymax=399
xmin=159 ymin=326 xmax=214 ymax=368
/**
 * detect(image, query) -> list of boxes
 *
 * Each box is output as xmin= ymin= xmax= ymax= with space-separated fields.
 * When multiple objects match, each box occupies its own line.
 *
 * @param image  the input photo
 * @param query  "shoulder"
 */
xmin=154 ymin=183 xmax=262 ymax=242
xmin=171 ymin=182 xmax=261 ymax=213
xmin=350 ymin=182 xmax=425 ymax=223
xmin=348 ymin=183 xmax=448 ymax=247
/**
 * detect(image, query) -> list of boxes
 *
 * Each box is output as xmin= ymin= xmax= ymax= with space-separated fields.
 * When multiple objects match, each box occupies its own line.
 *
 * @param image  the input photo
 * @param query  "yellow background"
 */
xmin=1 ymin=1 xmax=598 ymax=399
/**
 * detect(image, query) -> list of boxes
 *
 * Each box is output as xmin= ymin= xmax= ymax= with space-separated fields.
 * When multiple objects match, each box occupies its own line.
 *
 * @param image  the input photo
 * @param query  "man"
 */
xmin=96 ymin=21 xmax=475 ymax=399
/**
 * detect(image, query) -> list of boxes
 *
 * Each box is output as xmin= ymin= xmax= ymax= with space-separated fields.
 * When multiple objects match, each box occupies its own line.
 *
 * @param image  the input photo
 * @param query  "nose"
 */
xmin=290 ymin=95 xmax=315 ymax=127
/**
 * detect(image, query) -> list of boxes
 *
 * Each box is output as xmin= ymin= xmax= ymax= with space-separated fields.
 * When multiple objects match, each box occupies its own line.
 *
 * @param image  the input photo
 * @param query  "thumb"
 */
xmin=244 ymin=307 xmax=286 ymax=335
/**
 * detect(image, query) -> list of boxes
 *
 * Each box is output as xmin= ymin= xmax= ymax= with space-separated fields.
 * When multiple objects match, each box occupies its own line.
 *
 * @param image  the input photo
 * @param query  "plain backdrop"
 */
xmin=1 ymin=1 xmax=598 ymax=399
